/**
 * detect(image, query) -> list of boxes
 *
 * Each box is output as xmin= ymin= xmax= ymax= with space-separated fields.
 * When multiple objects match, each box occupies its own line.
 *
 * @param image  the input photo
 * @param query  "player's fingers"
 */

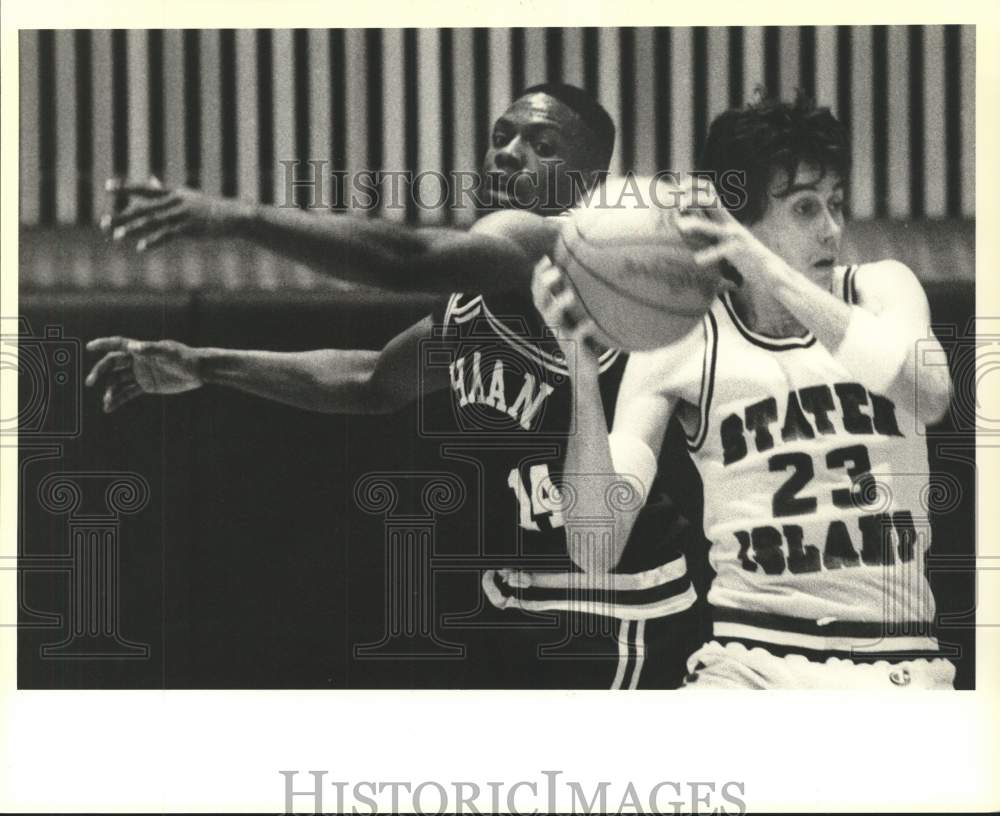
xmin=540 ymin=262 xmax=566 ymax=287
xmin=715 ymin=276 xmax=739 ymax=294
xmin=550 ymin=291 xmax=590 ymax=339
xmin=552 ymin=289 xmax=586 ymax=323
xmin=538 ymin=296 xmax=571 ymax=335
xmin=111 ymin=206 xmax=184 ymax=241
xmin=719 ymin=260 xmax=744 ymax=289
xmin=86 ymin=336 xmax=132 ymax=353
xmin=103 ymin=382 xmax=144 ymax=414
xmin=501 ymin=569 xmax=530 ymax=589
xmin=700 ymin=194 xmax=740 ymax=226
xmin=113 ymin=204 xmax=186 ymax=243
xmin=107 ymin=367 xmax=138 ymax=390
xmin=532 ymin=266 xmax=565 ymax=314
xmin=121 ymin=338 xmax=154 ymax=355
xmin=676 ymin=213 xmax=728 ymax=240
xmin=537 ymin=265 xmax=568 ymax=303
xmin=84 ymin=351 xmax=131 ymax=387
xmin=105 ymin=178 xmax=173 ymax=198
xmin=692 ymin=240 xmax=736 ymax=268
xmin=553 ymin=287 xmax=581 ymax=310
xmin=569 ymin=316 xmax=599 ymax=343
xmin=538 ymin=299 xmax=562 ymax=331
xmin=682 ymin=175 xmax=720 ymax=209
xmin=103 ymin=196 xmax=180 ymax=233
xmin=137 ymin=219 xmax=190 ymax=252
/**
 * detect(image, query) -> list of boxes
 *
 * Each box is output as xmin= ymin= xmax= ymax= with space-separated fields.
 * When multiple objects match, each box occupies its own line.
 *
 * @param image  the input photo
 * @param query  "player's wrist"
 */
xmin=755 ymin=247 xmax=796 ymax=287
xmin=565 ymin=345 xmax=600 ymax=380
xmin=193 ymin=346 xmax=227 ymax=386
xmin=225 ymin=199 xmax=262 ymax=237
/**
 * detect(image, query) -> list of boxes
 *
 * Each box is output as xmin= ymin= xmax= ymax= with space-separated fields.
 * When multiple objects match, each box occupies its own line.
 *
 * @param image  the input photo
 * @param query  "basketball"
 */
xmin=553 ymin=175 xmax=722 ymax=352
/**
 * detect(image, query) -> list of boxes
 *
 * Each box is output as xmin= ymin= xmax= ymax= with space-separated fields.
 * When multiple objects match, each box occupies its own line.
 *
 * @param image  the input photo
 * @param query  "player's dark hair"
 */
xmin=521 ymin=82 xmax=616 ymax=171
xmin=697 ymin=91 xmax=850 ymax=224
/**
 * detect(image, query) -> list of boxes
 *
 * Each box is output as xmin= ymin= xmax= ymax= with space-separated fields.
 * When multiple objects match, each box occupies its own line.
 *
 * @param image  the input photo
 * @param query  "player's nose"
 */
xmin=819 ymin=208 xmax=842 ymax=247
xmin=493 ymin=136 xmax=526 ymax=172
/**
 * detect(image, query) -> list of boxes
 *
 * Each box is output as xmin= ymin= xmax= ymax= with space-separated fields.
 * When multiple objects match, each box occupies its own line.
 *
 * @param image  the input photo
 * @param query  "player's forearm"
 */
xmin=228 ymin=204 xmax=424 ymax=289
xmin=562 ymin=362 xmax=635 ymax=572
xmin=197 ymin=347 xmax=392 ymax=414
xmin=756 ymin=256 xmax=852 ymax=350
xmin=233 ymin=204 xmax=532 ymax=295
xmin=768 ymin=265 xmax=909 ymax=400
xmin=761 ymin=261 xmax=951 ymax=422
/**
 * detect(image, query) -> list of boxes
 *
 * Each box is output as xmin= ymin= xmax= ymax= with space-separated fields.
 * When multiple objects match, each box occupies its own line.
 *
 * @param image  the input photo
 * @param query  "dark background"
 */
xmin=16 ymin=227 xmax=976 ymax=690
xmin=15 ymin=25 xmax=978 ymax=688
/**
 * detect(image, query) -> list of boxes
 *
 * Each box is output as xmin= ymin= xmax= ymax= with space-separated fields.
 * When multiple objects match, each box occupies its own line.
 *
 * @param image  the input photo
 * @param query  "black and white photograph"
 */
xmin=3 ymin=5 xmax=998 ymax=814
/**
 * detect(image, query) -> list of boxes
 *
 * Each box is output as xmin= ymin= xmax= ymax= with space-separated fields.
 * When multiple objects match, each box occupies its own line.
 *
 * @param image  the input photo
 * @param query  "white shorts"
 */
xmin=682 ymin=641 xmax=956 ymax=690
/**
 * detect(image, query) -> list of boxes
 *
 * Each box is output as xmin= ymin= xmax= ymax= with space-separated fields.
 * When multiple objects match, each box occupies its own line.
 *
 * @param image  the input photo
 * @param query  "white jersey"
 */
xmin=674 ymin=264 xmax=939 ymax=658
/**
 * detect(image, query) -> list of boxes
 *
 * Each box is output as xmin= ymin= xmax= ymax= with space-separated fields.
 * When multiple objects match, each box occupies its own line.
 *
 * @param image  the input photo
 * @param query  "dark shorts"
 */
xmin=455 ymin=601 xmax=708 ymax=690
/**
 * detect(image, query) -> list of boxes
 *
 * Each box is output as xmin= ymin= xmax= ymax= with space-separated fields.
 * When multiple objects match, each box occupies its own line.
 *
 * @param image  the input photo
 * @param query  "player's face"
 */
xmin=483 ymin=93 xmax=597 ymax=214
xmin=748 ymin=162 xmax=846 ymax=284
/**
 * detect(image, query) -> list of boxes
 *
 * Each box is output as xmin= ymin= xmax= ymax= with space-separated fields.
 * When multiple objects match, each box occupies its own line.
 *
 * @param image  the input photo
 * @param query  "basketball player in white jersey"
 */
xmin=545 ymin=94 xmax=956 ymax=689
xmin=87 ymin=84 xmax=705 ymax=689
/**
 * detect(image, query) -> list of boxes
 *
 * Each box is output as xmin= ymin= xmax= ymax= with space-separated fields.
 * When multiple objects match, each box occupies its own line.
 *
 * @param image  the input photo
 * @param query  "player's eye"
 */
xmin=535 ymin=141 xmax=556 ymax=158
xmin=829 ymin=198 xmax=845 ymax=216
xmin=492 ymin=131 xmax=510 ymax=149
xmin=794 ymin=198 xmax=819 ymax=217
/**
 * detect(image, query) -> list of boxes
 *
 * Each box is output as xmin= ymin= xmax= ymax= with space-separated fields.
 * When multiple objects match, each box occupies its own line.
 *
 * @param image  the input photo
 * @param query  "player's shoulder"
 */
xmin=850 ymin=258 xmax=928 ymax=308
xmin=853 ymin=258 xmax=922 ymax=291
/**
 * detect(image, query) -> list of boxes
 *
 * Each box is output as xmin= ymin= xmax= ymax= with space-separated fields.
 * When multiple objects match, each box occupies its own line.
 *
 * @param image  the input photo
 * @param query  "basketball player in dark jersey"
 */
xmin=88 ymin=84 xmax=706 ymax=688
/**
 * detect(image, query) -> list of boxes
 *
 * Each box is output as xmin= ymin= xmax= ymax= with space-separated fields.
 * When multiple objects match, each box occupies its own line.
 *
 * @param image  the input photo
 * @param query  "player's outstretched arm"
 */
xmin=85 ymin=316 xmax=450 ymax=415
xmin=102 ymin=179 xmax=558 ymax=295
xmin=86 ymin=337 xmax=205 ymax=412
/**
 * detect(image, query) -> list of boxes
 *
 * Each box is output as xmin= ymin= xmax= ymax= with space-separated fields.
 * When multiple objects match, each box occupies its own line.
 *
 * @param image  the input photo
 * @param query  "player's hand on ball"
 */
xmin=85 ymin=337 xmax=204 ymax=413
xmin=676 ymin=182 xmax=784 ymax=284
xmin=101 ymin=177 xmax=251 ymax=252
xmin=531 ymin=263 xmax=600 ymax=375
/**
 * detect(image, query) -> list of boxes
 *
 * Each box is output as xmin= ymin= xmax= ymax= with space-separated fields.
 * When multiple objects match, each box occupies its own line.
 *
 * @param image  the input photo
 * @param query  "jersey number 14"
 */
xmin=507 ymin=464 xmax=566 ymax=531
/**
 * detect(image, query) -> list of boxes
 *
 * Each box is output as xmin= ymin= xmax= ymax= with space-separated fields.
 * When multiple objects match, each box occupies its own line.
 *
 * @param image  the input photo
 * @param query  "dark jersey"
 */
xmin=424 ymin=287 xmax=697 ymax=620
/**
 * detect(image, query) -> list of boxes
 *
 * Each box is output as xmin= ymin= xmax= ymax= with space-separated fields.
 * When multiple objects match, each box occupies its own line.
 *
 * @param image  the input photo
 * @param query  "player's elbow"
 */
xmin=361 ymin=371 xmax=409 ymax=415
xmin=307 ymin=351 xmax=406 ymax=415
xmin=917 ymin=373 xmax=953 ymax=427
xmin=566 ymin=512 xmax=636 ymax=574
xmin=911 ymin=344 xmax=954 ymax=426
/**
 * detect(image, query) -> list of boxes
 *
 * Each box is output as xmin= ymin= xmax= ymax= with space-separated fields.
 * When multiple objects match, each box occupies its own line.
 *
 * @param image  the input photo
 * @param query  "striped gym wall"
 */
xmin=19 ymin=26 xmax=975 ymax=228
